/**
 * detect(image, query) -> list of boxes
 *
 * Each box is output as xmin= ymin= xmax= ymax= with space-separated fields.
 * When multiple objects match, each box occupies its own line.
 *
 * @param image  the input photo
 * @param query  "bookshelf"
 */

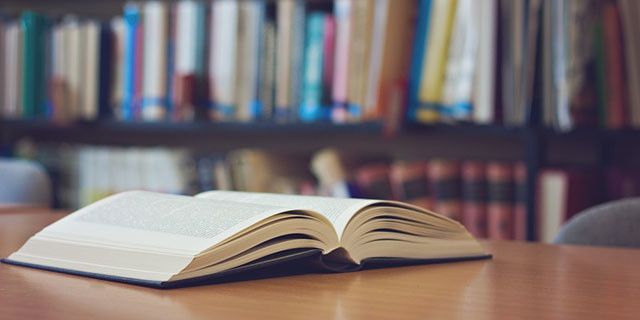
xmin=3 ymin=0 xmax=639 ymax=243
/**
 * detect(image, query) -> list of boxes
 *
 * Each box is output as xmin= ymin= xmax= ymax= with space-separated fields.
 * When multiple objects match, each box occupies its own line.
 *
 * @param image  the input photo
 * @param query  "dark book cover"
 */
xmin=355 ymin=163 xmax=393 ymax=200
xmin=390 ymin=161 xmax=431 ymax=209
xmin=462 ymin=161 xmax=488 ymax=239
xmin=487 ymin=162 xmax=514 ymax=240
xmin=428 ymin=159 xmax=462 ymax=222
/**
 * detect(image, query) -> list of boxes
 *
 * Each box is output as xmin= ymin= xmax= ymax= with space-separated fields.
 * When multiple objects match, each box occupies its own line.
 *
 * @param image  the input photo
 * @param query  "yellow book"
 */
xmin=417 ymin=0 xmax=458 ymax=123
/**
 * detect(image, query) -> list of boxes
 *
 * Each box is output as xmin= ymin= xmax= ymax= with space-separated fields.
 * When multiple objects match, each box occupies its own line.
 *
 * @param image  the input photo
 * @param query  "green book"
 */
xmin=21 ymin=11 xmax=46 ymax=118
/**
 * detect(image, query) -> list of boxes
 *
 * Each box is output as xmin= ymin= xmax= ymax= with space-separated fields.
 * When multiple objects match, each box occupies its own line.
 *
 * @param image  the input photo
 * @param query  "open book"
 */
xmin=3 ymin=191 xmax=490 ymax=288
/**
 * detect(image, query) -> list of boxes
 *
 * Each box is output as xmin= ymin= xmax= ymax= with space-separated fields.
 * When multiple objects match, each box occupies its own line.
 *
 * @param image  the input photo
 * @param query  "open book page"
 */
xmin=196 ymin=191 xmax=383 ymax=239
xmin=29 ymin=191 xmax=300 ymax=255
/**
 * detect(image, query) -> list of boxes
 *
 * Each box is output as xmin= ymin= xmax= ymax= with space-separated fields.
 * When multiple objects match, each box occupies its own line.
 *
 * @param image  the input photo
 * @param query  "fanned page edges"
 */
xmin=5 ymin=191 xmax=489 ymax=287
xmin=2 ymin=251 xmax=491 ymax=289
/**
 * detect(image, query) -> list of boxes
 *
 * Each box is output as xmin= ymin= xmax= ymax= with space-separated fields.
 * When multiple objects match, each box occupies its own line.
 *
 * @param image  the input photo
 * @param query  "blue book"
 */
xmin=121 ymin=4 xmax=140 ymax=121
xmin=407 ymin=0 xmax=432 ymax=121
xmin=300 ymin=13 xmax=326 ymax=122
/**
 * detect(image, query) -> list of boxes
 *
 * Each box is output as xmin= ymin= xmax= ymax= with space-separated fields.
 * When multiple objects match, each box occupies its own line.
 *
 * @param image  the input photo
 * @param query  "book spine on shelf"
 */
xmin=300 ymin=13 xmax=326 ymax=122
xmin=602 ymin=2 xmax=627 ymax=129
xmin=141 ymin=1 xmax=169 ymax=121
xmin=81 ymin=21 xmax=101 ymax=121
xmin=487 ymin=162 xmax=514 ymax=240
xmin=259 ymin=20 xmax=276 ymax=121
xmin=428 ymin=159 xmax=462 ymax=222
xmin=408 ymin=0 xmax=432 ymax=122
xmin=289 ymin=0 xmax=306 ymax=122
xmin=462 ymin=161 xmax=488 ymax=238
xmin=20 ymin=11 xmax=46 ymax=119
xmin=390 ymin=161 xmax=432 ymax=209
xmin=209 ymin=0 xmax=238 ymax=121
xmin=122 ymin=4 xmax=141 ymax=121
xmin=321 ymin=15 xmax=335 ymax=116
xmin=331 ymin=0 xmax=351 ymax=123
xmin=416 ymin=0 xmax=458 ymax=124
xmin=513 ymin=161 xmax=527 ymax=241
xmin=355 ymin=163 xmax=393 ymax=200
xmin=98 ymin=23 xmax=113 ymax=119
xmin=275 ymin=0 xmax=294 ymax=122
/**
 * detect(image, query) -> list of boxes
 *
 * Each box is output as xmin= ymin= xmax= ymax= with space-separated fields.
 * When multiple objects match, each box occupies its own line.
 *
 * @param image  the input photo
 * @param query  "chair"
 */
xmin=0 ymin=157 xmax=52 ymax=206
xmin=554 ymin=198 xmax=640 ymax=248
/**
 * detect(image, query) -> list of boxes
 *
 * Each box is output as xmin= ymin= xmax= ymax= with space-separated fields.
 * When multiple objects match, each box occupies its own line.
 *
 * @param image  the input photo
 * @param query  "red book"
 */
xmin=513 ymin=162 xmax=527 ymax=241
xmin=355 ymin=163 xmax=393 ymax=200
xmin=537 ymin=168 xmax=600 ymax=242
xmin=461 ymin=161 xmax=487 ymax=238
xmin=486 ymin=162 xmax=514 ymax=240
xmin=390 ymin=161 xmax=431 ymax=209
xmin=428 ymin=159 xmax=462 ymax=222
xmin=603 ymin=2 xmax=627 ymax=129
xmin=606 ymin=167 xmax=640 ymax=201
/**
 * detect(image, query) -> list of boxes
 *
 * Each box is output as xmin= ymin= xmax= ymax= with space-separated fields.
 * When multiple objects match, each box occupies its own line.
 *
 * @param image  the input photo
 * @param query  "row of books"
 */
xmin=501 ymin=0 xmax=640 ymax=130
xmin=6 ymin=0 xmax=634 ymax=129
xmin=0 ymin=0 xmax=414 ymax=123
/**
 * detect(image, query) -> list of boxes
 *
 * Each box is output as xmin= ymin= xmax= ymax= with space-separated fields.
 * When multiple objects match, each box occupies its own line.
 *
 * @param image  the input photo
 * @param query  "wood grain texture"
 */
xmin=1 ymin=212 xmax=639 ymax=319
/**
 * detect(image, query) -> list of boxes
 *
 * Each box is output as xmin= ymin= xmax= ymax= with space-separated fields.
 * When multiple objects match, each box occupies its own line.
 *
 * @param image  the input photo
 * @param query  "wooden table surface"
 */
xmin=1 ymin=211 xmax=640 ymax=320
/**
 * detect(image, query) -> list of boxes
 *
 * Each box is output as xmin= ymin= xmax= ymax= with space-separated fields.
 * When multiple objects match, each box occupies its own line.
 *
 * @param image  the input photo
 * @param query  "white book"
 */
xmin=175 ymin=1 xmax=198 ymax=75
xmin=142 ymin=1 xmax=169 ymax=121
xmin=64 ymin=16 xmax=83 ymax=120
xmin=6 ymin=190 xmax=486 ymax=286
xmin=81 ymin=21 xmax=100 ymax=121
xmin=210 ymin=0 xmax=239 ymax=119
xmin=2 ymin=23 xmax=22 ymax=119
xmin=235 ymin=1 xmax=264 ymax=122
xmin=473 ymin=0 xmax=497 ymax=124
xmin=441 ymin=0 xmax=480 ymax=121
xmin=364 ymin=0 xmax=389 ymax=116
xmin=275 ymin=0 xmax=294 ymax=115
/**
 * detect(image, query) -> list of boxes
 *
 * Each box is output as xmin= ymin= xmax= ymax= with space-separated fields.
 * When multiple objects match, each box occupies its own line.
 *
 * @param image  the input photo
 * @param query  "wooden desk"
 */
xmin=1 ymin=212 xmax=639 ymax=320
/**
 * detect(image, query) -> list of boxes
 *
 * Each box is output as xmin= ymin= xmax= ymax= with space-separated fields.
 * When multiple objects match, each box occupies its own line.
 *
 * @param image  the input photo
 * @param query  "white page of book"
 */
xmin=37 ymin=191 xmax=296 ymax=256
xmin=196 ymin=191 xmax=381 ymax=239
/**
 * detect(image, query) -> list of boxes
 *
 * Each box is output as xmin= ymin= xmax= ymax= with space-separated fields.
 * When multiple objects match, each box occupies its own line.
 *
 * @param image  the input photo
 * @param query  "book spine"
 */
xmin=390 ymin=161 xmax=431 ymax=209
xmin=300 ymin=13 xmax=325 ymax=122
xmin=441 ymin=0 xmax=478 ymax=121
xmin=472 ymin=0 xmax=497 ymax=124
xmin=355 ymin=163 xmax=393 ymax=200
xmin=3 ymin=23 xmax=22 ymax=118
xmin=81 ymin=21 xmax=100 ymax=121
xmin=331 ymin=0 xmax=351 ymax=123
xmin=109 ymin=17 xmax=124 ymax=119
xmin=141 ymin=1 xmax=169 ymax=121
xmin=428 ymin=159 xmax=462 ymax=222
xmin=408 ymin=0 xmax=432 ymax=122
xmin=172 ymin=0 xmax=200 ymax=121
xmin=346 ymin=0 xmax=371 ymax=121
xmin=21 ymin=11 xmax=46 ymax=119
xmin=487 ymin=162 xmax=514 ymax=240
xmin=416 ymin=0 xmax=458 ymax=124
xmin=462 ymin=161 xmax=487 ymax=238
xmin=235 ymin=1 xmax=264 ymax=122
xmin=65 ymin=17 xmax=82 ymax=121
xmin=133 ymin=16 xmax=144 ymax=120
xmin=289 ymin=0 xmax=306 ymax=121
xmin=321 ymin=16 xmax=335 ymax=114
xmin=275 ymin=0 xmax=293 ymax=122
xmin=513 ymin=161 xmax=527 ymax=241
xmin=259 ymin=20 xmax=276 ymax=120
xmin=603 ymin=2 xmax=627 ymax=129
xmin=98 ymin=23 xmax=113 ymax=119
xmin=122 ymin=4 xmax=140 ymax=121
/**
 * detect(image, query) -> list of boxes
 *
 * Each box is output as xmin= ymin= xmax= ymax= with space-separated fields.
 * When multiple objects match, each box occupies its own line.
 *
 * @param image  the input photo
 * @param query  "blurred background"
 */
xmin=1 ymin=0 xmax=638 ymax=244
